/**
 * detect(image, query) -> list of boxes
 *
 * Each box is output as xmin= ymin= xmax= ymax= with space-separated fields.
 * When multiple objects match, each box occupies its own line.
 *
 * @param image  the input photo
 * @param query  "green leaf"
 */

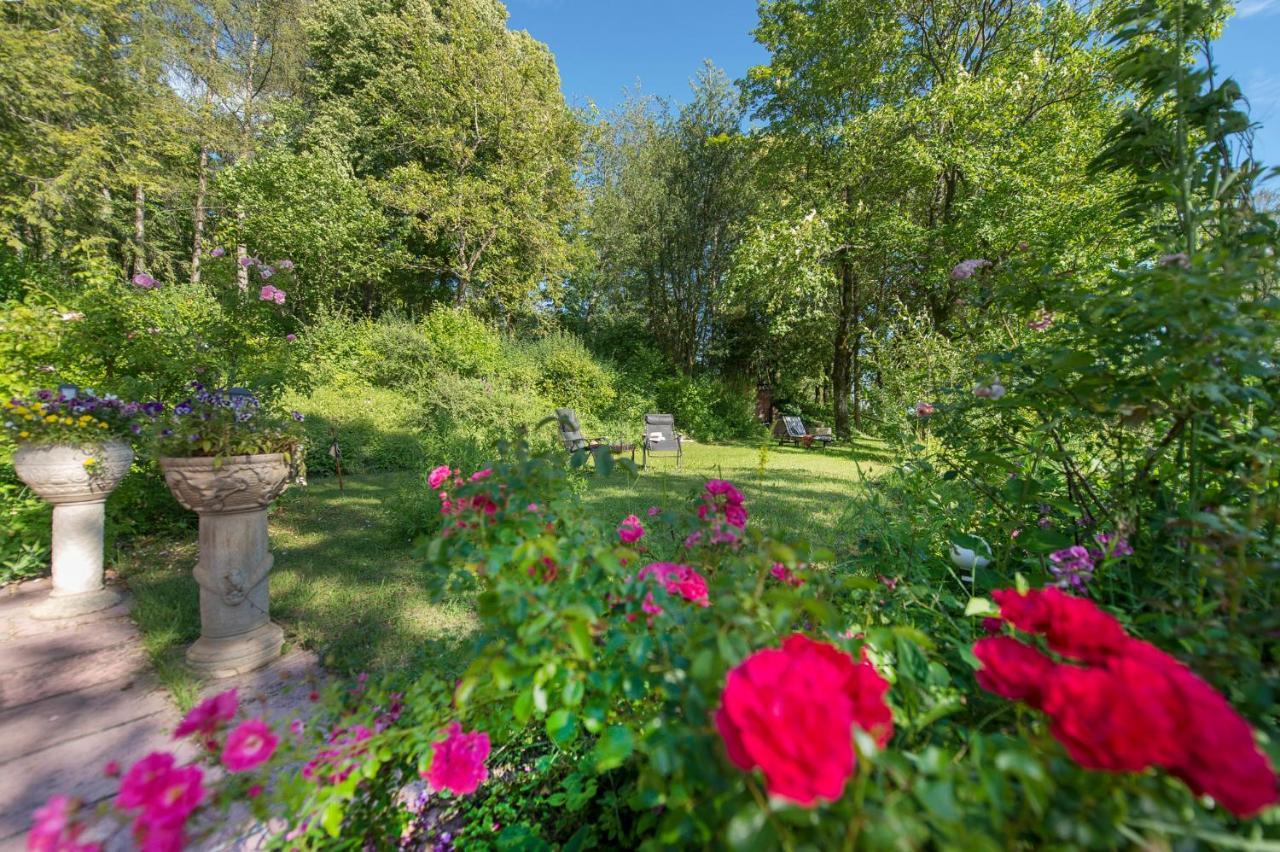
xmin=964 ymin=597 xmax=998 ymax=617
xmin=592 ymin=724 xmax=634 ymax=771
xmin=321 ymin=801 xmax=344 ymax=837
xmin=546 ymin=708 xmax=577 ymax=745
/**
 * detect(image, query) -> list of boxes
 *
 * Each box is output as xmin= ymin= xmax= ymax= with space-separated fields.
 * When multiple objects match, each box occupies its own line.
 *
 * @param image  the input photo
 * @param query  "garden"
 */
xmin=2 ymin=0 xmax=1279 ymax=849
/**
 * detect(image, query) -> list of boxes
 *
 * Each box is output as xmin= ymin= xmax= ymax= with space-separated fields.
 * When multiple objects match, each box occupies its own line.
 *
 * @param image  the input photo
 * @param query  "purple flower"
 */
xmin=239 ymin=255 xmax=256 ymax=267
xmin=1094 ymin=532 xmax=1133 ymax=558
xmin=285 ymin=333 xmax=297 ymax=342
xmin=259 ymin=266 xmax=274 ymax=279
xmin=129 ymin=422 xmax=143 ymax=435
xmin=35 ymin=389 xmax=52 ymax=401
xmin=160 ymin=428 xmax=173 ymax=437
xmin=291 ymin=411 xmax=305 ymax=422
xmin=276 ymin=259 xmax=294 ymax=271
xmin=131 ymin=273 xmax=157 ymax=289
xmin=210 ymin=247 xmax=226 ymax=258
xmin=174 ymin=401 xmax=192 ymax=416
xmin=1048 ymin=545 xmax=1095 ymax=590
xmin=950 ymin=259 xmax=991 ymax=280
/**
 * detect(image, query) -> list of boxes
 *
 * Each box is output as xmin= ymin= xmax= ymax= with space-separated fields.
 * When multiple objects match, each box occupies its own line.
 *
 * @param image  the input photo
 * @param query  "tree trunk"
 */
xmin=833 ymin=252 xmax=854 ymax=437
xmin=852 ymin=330 xmax=863 ymax=431
xmin=236 ymin=11 xmax=261 ymax=293
xmin=191 ymin=145 xmax=209 ymax=285
xmin=131 ymin=185 xmax=145 ymax=278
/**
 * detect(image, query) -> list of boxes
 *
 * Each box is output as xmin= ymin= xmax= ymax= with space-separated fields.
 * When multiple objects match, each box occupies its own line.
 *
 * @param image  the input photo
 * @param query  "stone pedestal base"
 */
xmin=160 ymin=453 xmax=293 ymax=680
xmin=32 ymin=586 xmax=124 ymax=621
xmin=185 ymin=620 xmax=284 ymax=679
xmin=13 ymin=441 xmax=134 ymax=621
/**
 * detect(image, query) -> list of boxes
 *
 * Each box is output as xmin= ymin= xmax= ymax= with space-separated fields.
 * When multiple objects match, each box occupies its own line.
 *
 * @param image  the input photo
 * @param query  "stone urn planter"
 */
xmin=159 ymin=453 xmax=291 ymax=678
xmin=12 ymin=441 xmax=133 ymax=619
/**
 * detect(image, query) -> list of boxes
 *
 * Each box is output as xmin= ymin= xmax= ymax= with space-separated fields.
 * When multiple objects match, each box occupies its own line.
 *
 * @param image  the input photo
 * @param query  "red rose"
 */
xmin=1159 ymin=659 xmax=1279 ymax=817
xmin=973 ymin=636 xmax=1059 ymax=710
xmin=714 ymin=634 xmax=892 ymax=806
xmin=1042 ymin=656 xmax=1178 ymax=772
xmin=993 ymin=587 xmax=1129 ymax=663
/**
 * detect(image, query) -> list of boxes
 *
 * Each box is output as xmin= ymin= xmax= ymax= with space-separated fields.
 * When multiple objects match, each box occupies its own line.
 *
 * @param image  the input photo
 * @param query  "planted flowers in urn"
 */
xmin=153 ymin=383 xmax=304 ymax=677
xmin=3 ymin=387 xmax=154 ymax=619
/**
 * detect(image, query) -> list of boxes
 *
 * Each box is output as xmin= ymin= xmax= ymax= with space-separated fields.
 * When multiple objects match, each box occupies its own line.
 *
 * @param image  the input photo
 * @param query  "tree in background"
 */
xmin=302 ymin=0 xmax=581 ymax=320
xmin=740 ymin=0 xmax=1127 ymax=434
xmin=575 ymin=64 xmax=755 ymax=375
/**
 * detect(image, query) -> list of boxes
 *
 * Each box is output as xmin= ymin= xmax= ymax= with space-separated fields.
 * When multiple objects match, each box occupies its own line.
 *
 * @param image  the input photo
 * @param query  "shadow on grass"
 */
xmin=120 ymin=437 xmax=897 ymax=696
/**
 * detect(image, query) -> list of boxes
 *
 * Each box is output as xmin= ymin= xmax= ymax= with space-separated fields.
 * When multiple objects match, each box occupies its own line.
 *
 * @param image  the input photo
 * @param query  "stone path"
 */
xmin=0 ymin=578 xmax=321 ymax=850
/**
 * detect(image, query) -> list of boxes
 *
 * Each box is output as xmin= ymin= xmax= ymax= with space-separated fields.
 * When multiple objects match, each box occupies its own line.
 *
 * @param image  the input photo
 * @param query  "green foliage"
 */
xmin=0 ymin=471 xmax=50 ymax=585
xmin=254 ymin=439 xmax=1270 ymax=849
xmin=303 ymin=0 xmax=581 ymax=316
xmin=214 ymin=149 xmax=391 ymax=317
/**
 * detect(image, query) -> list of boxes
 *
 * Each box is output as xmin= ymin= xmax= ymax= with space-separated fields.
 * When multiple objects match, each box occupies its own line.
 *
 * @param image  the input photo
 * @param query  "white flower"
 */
xmin=950 ymin=544 xmax=991 ymax=570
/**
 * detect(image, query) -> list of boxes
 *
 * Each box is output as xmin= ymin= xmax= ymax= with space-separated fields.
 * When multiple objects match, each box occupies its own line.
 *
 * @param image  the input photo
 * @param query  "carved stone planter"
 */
xmin=159 ymin=453 xmax=291 ymax=678
xmin=12 ymin=441 xmax=132 ymax=619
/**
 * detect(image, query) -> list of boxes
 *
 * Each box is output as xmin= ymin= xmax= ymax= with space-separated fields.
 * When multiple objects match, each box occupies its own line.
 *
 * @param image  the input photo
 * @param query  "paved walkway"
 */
xmin=0 ymin=578 xmax=321 ymax=850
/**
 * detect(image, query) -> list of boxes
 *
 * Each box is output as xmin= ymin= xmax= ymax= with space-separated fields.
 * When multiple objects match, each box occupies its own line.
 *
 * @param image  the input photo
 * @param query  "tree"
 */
xmin=742 ymin=0 xmax=1125 ymax=434
xmin=576 ymin=65 xmax=755 ymax=374
xmin=302 ymin=0 xmax=580 ymax=319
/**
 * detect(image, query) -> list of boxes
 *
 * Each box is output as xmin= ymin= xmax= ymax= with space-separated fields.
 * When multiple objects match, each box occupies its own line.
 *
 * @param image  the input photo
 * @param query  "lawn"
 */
xmin=118 ymin=437 xmax=894 ymax=701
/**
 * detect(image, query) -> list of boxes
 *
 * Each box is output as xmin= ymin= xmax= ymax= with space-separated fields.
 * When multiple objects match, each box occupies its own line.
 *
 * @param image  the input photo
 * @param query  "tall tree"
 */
xmin=742 ymin=0 xmax=1124 ymax=433
xmin=577 ymin=65 xmax=755 ymax=374
xmin=303 ymin=0 xmax=580 ymax=318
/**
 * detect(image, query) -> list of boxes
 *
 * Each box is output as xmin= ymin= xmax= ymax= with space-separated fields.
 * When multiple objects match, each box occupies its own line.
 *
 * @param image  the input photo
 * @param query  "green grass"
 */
xmin=118 ymin=437 xmax=894 ymax=698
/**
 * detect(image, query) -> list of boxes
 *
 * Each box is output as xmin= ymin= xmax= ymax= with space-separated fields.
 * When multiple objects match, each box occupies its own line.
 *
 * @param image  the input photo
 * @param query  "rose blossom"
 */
xmin=427 ymin=465 xmax=452 ymax=489
xmin=638 ymin=563 xmax=710 ymax=607
xmin=715 ymin=634 xmax=892 ymax=805
xmin=173 ymin=688 xmax=237 ymax=739
xmin=617 ymin=514 xmax=644 ymax=543
xmin=27 ymin=795 xmax=98 ymax=852
xmin=222 ymin=719 xmax=279 ymax=772
xmin=976 ymin=586 xmax=1279 ymax=817
xmin=423 ymin=722 xmax=490 ymax=795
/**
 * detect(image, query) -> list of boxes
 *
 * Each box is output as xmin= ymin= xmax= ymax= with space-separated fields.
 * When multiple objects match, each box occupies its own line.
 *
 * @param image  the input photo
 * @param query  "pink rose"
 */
xmin=222 ymin=719 xmax=278 ymax=772
xmin=617 ymin=514 xmax=644 ymax=543
xmin=173 ymin=688 xmax=237 ymax=739
xmin=428 ymin=465 xmax=452 ymax=490
xmin=423 ymin=721 xmax=490 ymax=796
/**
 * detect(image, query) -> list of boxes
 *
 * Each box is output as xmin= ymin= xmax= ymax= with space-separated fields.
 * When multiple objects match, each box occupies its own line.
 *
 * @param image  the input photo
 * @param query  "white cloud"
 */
xmin=1236 ymin=0 xmax=1279 ymax=17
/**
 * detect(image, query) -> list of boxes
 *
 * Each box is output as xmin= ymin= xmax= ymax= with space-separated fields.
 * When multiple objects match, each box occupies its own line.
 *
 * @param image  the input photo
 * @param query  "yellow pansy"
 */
xmin=18 ymin=431 xmax=29 ymax=439
xmin=44 ymin=415 xmax=58 ymax=423
xmin=97 ymin=422 xmax=109 ymax=429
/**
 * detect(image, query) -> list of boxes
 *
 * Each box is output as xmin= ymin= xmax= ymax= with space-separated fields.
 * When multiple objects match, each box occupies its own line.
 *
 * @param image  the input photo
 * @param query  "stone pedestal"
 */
xmin=12 ymin=441 xmax=132 ymax=619
xmin=159 ymin=454 xmax=291 ymax=678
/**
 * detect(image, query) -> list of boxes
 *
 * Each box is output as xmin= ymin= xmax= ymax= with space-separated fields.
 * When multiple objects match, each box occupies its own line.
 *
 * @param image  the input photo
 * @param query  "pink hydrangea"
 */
xmin=423 ymin=722 xmax=490 ymax=796
xmin=258 ymin=284 xmax=286 ymax=304
xmin=950 ymin=259 xmax=991 ymax=280
xmin=428 ymin=465 xmax=452 ymax=489
xmin=617 ymin=514 xmax=645 ymax=543
xmin=222 ymin=719 xmax=279 ymax=772
xmin=173 ymin=688 xmax=237 ymax=739
xmin=131 ymin=273 xmax=157 ymax=289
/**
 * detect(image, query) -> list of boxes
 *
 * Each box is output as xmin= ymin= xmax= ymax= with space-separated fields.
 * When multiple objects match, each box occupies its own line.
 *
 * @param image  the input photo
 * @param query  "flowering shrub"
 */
xmin=148 ymin=382 xmax=302 ymax=459
xmin=975 ymin=587 xmax=1278 ymax=817
xmin=2 ymin=387 xmax=157 ymax=445
xmin=26 ymin=439 xmax=1279 ymax=848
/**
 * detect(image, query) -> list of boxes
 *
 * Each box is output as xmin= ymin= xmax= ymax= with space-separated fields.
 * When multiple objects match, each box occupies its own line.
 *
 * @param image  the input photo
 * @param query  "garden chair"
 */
xmin=773 ymin=415 xmax=835 ymax=449
xmin=555 ymin=408 xmax=607 ymax=453
xmin=641 ymin=413 xmax=683 ymax=469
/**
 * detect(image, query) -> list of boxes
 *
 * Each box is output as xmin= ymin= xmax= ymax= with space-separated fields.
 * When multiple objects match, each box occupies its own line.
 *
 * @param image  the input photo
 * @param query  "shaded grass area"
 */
xmin=118 ymin=437 xmax=892 ymax=697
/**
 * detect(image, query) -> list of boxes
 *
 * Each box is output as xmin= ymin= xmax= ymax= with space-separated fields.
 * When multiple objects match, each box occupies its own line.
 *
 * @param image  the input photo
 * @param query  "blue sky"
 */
xmin=506 ymin=0 xmax=1280 ymax=169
